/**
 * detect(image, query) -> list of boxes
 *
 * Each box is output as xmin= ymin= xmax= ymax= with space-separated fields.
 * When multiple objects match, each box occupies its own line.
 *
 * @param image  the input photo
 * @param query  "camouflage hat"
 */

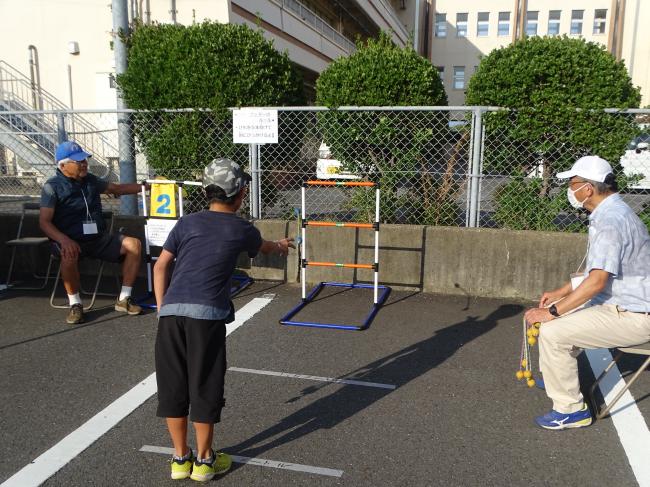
xmin=203 ymin=158 xmax=252 ymax=197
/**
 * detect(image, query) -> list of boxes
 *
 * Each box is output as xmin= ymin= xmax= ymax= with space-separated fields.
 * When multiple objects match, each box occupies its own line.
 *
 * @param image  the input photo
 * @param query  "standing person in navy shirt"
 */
xmin=39 ymin=141 xmax=144 ymax=324
xmin=153 ymin=158 xmax=294 ymax=481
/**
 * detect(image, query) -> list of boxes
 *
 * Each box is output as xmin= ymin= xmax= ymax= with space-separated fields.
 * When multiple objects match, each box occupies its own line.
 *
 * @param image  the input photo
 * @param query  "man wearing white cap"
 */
xmin=524 ymin=155 xmax=650 ymax=430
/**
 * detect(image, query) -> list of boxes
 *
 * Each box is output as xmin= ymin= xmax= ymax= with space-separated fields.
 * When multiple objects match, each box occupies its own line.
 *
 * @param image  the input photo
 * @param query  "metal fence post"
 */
xmin=249 ymin=143 xmax=260 ymax=219
xmin=56 ymin=112 xmax=67 ymax=143
xmin=468 ymin=107 xmax=483 ymax=228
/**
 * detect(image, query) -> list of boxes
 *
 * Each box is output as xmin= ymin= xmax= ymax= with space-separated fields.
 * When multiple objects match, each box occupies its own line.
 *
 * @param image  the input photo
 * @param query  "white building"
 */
xmin=0 ymin=0 xmax=418 ymax=109
xmin=429 ymin=0 xmax=650 ymax=106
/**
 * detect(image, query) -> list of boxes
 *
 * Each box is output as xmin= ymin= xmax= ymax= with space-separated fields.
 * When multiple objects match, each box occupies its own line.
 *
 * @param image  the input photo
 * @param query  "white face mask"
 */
xmin=567 ymin=183 xmax=589 ymax=209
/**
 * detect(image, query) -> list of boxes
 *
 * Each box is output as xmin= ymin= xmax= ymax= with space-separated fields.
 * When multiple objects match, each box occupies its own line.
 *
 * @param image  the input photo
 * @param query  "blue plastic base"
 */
xmin=135 ymin=275 xmax=254 ymax=310
xmin=231 ymin=274 xmax=254 ymax=297
xmin=134 ymin=291 xmax=157 ymax=310
xmin=279 ymin=281 xmax=391 ymax=331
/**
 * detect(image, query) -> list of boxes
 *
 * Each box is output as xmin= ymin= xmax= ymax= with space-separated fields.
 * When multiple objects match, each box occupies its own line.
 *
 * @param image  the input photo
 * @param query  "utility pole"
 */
xmin=112 ymin=0 xmax=137 ymax=215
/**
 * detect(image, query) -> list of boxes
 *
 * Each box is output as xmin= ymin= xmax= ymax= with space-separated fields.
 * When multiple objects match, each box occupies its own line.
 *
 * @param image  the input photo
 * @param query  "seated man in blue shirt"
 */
xmin=525 ymin=156 xmax=650 ymax=430
xmin=39 ymin=141 xmax=144 ymax=324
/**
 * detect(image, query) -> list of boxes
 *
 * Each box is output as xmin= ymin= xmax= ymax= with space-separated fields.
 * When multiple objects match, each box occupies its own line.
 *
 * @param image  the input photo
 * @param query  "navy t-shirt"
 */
xmin=159 ymin=210 xmax=262 ymax=320
xmin=40 ymin=170 xmax=108 ymax=241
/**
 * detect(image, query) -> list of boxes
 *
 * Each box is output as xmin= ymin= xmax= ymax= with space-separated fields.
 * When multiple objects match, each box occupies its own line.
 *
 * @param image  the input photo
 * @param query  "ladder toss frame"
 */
xmin=136 ymin=179 xmax=253 ymax=310
xmin=280 ymin=180 xmax=390 ymax=330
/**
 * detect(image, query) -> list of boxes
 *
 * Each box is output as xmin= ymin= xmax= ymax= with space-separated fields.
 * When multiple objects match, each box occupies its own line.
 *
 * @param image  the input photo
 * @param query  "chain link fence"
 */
xmin=1 ymin=107 xmax=649 ymax=231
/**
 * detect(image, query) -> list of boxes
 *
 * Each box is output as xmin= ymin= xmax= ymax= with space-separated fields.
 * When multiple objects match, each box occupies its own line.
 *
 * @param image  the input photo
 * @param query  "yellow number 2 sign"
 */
xmin=150 ymin=183 xmax=177 ymax=218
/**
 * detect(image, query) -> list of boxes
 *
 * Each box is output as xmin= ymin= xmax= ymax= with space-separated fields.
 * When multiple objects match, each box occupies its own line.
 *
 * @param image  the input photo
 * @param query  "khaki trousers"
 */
xmin=539 ymin=304 xmax=650 ymax=413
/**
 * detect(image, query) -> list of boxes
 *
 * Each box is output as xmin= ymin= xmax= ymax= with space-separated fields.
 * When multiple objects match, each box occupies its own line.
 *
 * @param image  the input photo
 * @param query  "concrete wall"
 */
xmin=0 ymin=213 xmax=587 ymax=301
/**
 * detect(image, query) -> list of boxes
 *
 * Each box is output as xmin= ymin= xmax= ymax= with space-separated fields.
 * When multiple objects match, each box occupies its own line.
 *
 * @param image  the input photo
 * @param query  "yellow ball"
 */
xmin=523 ymin=370 xmax=532 ymax=379
xmin=516 ymin=370 xmax=524 ymax=380
xmin=526 ymin=329 xmax=534 ymax=337
xmin=528 ymin=337 xmax=537 ymax=346
xmin=521 ymin=359 xmax=527 ymax=368
xmin=532 ymin=329 xmax=540 ymax=337
xmin=527 ymin=379 xmax=536 ymax=388
xmin=534 ymin=322 xmax=541 ymax=328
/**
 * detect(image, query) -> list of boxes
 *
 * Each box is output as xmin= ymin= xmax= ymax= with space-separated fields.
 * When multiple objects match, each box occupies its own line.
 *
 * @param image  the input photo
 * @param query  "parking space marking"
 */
xmin=140 ymin=445 xmax=344 ymax=478
xmin=229 ymin=366 xmax=396 ymax=389
xmin=586 ymin=349 xmax=650 ymax=487
xmin=0 ymin=294 xmax=275 ymax=487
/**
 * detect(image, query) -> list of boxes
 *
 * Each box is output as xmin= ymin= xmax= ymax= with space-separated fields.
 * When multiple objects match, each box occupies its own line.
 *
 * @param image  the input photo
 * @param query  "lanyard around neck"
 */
xmin=80 ymin=187 xmax=92 ymax=220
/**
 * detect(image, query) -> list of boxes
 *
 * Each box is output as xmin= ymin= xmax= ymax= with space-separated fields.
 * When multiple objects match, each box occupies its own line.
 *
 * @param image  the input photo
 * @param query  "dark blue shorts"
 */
xmin=51 ymin=233 xmax=124 ymax=263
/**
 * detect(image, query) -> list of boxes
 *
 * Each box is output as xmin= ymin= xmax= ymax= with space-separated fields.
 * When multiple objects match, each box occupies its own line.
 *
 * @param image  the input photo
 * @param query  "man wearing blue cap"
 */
xmin=39 ymin=140 xmax=144 ymax=324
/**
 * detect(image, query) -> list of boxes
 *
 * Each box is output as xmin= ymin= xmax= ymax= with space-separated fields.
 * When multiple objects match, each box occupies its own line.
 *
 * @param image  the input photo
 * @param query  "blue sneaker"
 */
xmin=535 ymin=404 xmax=592 ymax=430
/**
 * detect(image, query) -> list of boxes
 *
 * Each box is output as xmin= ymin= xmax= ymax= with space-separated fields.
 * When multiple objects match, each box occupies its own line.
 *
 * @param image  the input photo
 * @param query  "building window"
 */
xmin=436 ymin=66 xmax=445 ymax=83
xmin=571 ymin=10 xmax=584 ymax=35
xmin=477 ymin=12 xmax=489 ymax=37
xmin=498 ymin=12 xmax=510 ymax=36
xmin=456 ymin=13 xmax=468 ymax=37
xmin=453 ymin=66 xmax=465 ymax=90
xmin=548 ymin=10 xmax=561 ymax=35
xmin=435 ymin=13 xmax=447 ymax=37
xmin=526 ymin=11 xmax=538 ymax=36
xmin=593 ymin=9 xmax=607 ymax=34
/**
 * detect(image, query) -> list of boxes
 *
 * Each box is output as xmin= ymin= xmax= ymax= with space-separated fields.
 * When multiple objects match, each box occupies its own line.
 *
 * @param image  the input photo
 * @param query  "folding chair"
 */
xmin=589 ymin=341 xmax=650 ymax=419
xmin=49 ymin=211 xmax=121 ymax=311
xmin=5 ymin=202 xmax=55 ymax=290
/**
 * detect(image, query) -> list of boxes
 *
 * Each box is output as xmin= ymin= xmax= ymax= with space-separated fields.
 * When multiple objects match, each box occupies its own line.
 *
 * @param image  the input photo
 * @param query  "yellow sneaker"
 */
xmin=190 ymin=451 xmax=232 ymax=482
xmin=170 ymin=449 xmax=194 ymax=480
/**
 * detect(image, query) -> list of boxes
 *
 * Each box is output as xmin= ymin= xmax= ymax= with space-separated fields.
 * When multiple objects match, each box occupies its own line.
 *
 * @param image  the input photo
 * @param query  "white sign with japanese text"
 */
xmin=232 ymin=108 xmax=278 ymax=144
xmin=145 ymin=218 xmax=178 ymax=247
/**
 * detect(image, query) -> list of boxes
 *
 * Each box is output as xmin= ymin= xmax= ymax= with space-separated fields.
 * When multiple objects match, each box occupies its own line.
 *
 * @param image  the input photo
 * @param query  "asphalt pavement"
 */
xmin=0 ymin=282 xmax=648 ymax=486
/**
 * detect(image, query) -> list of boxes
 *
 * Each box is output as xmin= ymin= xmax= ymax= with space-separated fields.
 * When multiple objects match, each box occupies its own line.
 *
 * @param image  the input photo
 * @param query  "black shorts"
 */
xmin=155 ymin=315 xmax=227 ymax=423
xmin=51 ymin=233 xmax=124 ymax=263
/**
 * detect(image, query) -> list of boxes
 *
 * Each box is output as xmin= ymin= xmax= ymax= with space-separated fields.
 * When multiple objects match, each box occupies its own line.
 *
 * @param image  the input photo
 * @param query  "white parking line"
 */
xmin=229 ymin=366 xmax=396 ymax=389
xmin=0 ymin=295 xmax=275 ymax=487
xmin=140 ymin=445 xmax=344 ymax=478
xmin=586 ymin=349 xmax=650 ymax=487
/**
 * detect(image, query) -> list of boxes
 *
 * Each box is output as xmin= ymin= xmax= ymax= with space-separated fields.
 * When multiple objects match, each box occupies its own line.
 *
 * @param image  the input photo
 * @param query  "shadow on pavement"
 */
xmin=227 ymin=303 xmax=523 ymax=465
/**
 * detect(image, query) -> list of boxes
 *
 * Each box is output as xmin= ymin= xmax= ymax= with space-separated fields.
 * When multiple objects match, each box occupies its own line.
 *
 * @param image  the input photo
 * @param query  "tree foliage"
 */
xmin=316 ymin=33 xmax=456 ymax=225
xmin=116 ymin=21 xmax=304 ymax=182
xmin=466 ymin=35 xmax=641 ymax=231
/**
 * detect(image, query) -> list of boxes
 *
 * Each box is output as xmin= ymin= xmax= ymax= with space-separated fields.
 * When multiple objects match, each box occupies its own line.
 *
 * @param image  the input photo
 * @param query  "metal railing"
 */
xmin=0 ymin=61 xmax=117 ymax=179
xmin=281 ymin=0 xmax=356 ymax=52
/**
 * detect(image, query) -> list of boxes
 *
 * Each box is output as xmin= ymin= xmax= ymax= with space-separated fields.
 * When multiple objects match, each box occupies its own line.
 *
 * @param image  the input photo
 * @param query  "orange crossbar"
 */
xmin=306 ymin=180 xmax=375 ymax=187
xmin=306 ymin=221 xmax=374 ymax=228
xmin=307 ymin=261 xmax=373 ymax=269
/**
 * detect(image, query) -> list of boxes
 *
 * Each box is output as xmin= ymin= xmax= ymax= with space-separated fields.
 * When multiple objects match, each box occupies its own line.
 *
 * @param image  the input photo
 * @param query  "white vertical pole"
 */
xmin=257 ymin=147 xmax=262 ymax=218
xmin=374 ymin=185 xmax=379 ymax=304
xmin=140 ymin=184 xmax=148 ymax=217
xmin=141 ymin=183 xmax=152 ymax=294
xmin=301 ymin=185 xmax=306 ymax=300
xmin=178 ymin=184 xmax=184 ymax=217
